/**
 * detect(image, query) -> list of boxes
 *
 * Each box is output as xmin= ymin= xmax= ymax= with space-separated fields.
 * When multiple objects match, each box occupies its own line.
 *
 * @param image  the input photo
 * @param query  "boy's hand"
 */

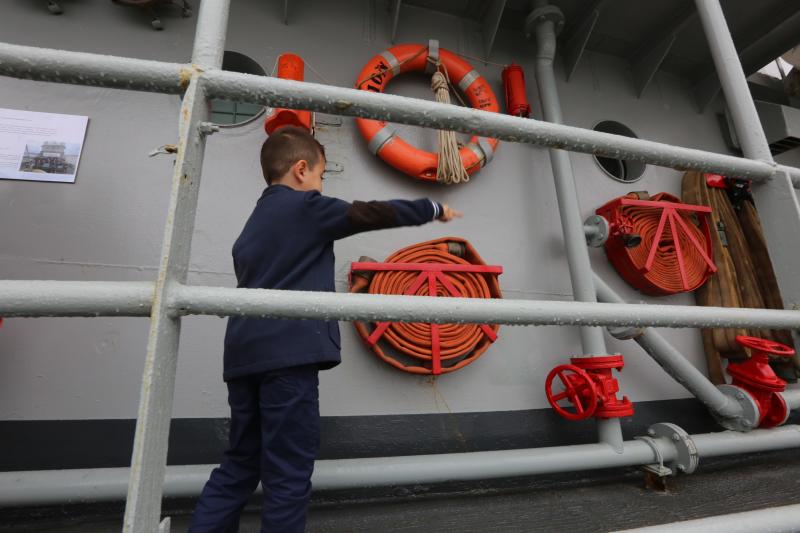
xmin=438 ymin=204 xmax=462 ymax=222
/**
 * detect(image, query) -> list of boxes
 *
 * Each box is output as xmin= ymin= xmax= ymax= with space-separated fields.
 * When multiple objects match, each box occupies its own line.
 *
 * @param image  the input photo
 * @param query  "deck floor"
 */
xmin=2 ymin=448 xmax=800 ymax=532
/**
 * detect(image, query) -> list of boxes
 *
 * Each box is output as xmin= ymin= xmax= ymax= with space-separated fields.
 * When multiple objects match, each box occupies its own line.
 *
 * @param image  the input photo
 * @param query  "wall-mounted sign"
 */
xmin=0 ymin=108 xmax=88 ymax=183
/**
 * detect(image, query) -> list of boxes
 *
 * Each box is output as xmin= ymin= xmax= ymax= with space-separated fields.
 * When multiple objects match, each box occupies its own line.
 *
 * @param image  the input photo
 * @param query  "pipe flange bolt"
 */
xmin=584 ymin=215 xmax=610 ymax=247
xmin=647 ymin=422 xmax=699 ymax=474
xmin=524 ymin=5 xmax=565 ymax=37
xmin=714 ymin=384 xmax=760 ymax=432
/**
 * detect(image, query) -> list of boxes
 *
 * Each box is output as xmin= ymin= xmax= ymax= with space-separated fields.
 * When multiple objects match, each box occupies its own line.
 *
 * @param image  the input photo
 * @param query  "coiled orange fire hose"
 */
xmin=349 ymin=237 xmax=502 ymax=375
xmin=596 ymin=192 xmax=716 ymax=296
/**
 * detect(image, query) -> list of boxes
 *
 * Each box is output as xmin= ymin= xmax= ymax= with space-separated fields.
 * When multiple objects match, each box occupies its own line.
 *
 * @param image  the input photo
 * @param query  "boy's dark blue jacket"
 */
xmin=223 ymin=184 xmax=442 ymax=381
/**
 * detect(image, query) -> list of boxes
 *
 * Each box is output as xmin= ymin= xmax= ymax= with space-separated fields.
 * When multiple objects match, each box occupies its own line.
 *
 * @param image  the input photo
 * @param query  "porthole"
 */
xmin=209 ymin=51 xmax=267 ymax=127
xmin=592 ymin=121 xmax=645 ymax=183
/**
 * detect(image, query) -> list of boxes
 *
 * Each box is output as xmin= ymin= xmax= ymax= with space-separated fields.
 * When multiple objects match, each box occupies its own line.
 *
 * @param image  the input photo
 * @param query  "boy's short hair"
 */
xmin=260 ymin=126 xmax=325 ymax=185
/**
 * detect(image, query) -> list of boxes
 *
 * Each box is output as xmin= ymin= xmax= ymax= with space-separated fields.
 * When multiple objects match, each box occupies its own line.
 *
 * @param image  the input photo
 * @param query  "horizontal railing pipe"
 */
xmin=0 ymin=42 xmax=187 ymax=94
xmin=0 ymin=280 xmax=154 ymax=317
xmin=4 ymin=281 xmax=800 ymax=331
xmin=202 ymin=69 xmax=800 ymax=185
xmin=1 ymin=426 xmax=799 ymax=507
xmin=1 ymin=41 xmax=799 ymax=186
xmin=173 ymin=284 xmax=800 ymax=330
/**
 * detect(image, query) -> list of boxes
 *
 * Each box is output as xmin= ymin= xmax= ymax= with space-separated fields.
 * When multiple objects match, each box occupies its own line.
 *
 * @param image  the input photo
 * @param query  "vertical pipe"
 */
xmin=531 ymin=2 xmax=623 ymax=450
xmin=123 ymin=2 xmax=230 ymax=531
xmin=695 ymin=0 xmax=800 ymax=362
xmin=694 ymin=0 xmax=771 ymax=163
xmin=532 ymin=14 xmax=606 ymax=355
xmin=191 ymin=0 xmax=231 ymax=69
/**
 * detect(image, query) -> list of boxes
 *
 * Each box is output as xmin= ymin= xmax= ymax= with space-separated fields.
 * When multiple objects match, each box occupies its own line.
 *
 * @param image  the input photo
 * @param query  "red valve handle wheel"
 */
xmin=735 ymin=335 xmax=796 ymax=358
xmin=545 ymin=364 xmax=599 ymax=421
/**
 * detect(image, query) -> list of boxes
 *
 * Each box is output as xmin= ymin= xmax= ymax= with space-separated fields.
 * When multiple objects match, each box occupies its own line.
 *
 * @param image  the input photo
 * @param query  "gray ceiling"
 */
xmin=403 ymin=0 xmax=800 ymax=83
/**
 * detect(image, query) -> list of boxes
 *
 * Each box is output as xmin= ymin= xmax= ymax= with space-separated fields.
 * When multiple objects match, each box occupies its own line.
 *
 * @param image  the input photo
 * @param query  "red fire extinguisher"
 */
xmin=264 ymin=53 xmax=314 ymax=135
xmin=501 ymin=63 xmax=532 ymax=118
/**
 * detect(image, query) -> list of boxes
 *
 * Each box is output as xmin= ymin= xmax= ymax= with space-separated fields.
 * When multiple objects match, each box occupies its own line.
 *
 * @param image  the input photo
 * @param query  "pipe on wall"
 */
xmin=782 ymin=388 xmax=800 ymax=410
xmin=529 ymin=0 xmax=623 ymax=449
xmin=1 ymin=426 xmax=799 ymax=507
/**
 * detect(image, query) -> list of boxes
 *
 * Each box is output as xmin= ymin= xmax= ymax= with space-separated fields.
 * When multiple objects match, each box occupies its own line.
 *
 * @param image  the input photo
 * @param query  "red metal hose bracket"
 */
xmin=596 ymin=193 xmax=716 ymax=295
xmin=350 ymin=256 xmax=503 ymax=375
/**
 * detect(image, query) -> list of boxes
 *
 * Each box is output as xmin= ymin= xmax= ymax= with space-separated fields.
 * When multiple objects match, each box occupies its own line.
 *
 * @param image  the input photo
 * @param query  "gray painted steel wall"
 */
xmin=0 ymin=0 xmax=746 ymax=421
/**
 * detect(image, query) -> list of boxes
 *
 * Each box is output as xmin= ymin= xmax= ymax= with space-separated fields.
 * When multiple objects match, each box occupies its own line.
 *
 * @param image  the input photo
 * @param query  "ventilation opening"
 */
xmin=592 ymin=120 xmax=645 ymax=183
xmin=210 ymin=51 xmax=267 ymax=126
xmin=769 ymin=136 xmax=800 ymax=155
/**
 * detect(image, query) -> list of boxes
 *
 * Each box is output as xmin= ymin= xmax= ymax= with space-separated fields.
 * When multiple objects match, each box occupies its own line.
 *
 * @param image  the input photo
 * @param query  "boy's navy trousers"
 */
xmin=189 ymin=365 xmax=320 ymax=533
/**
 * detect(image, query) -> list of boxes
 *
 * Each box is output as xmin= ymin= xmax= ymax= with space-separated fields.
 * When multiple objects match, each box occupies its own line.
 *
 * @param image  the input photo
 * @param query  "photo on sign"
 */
xmin=0 ymin=107 xmax=88 ymax=184
xmin=18 ymin=141 xmax=80 ymax=176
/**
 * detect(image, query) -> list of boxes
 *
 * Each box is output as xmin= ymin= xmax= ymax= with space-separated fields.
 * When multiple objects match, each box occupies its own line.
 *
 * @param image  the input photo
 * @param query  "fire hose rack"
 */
xmin=349 ymin=238 xmax=502 ymax=375
xmin=594 ymin=192 xmax=717 ymax=296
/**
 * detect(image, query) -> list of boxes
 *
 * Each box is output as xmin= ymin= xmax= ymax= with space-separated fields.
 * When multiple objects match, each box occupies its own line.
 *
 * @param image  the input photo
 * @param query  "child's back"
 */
xmin=190 ymin=126 xmax=458 ymax=533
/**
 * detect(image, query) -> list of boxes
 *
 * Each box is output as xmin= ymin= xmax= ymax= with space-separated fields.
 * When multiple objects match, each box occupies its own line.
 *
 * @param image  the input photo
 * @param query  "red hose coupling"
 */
xmin=727 ymin=336 xmax=795 ymax=428
xmin=545 ymin=355 xmax=634 ymax=421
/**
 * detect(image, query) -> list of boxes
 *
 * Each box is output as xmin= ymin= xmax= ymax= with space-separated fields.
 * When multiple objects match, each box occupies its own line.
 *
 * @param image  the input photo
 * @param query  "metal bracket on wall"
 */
xmin=390 ymin=0 xmax=402 ymax=43
xmin=631 ymin=10 xmax=695 ymax=98
xmin=634 ymin=435 xmax=673 ymax=476
xmin=315 ymin=115 xmax=343 ymax=127
xmin=197 ymin=122 xmax=220 ymax=136
xmin=325 ymin=161 xmax=344 ymax=174
xmin=482 ymin=0 xmax=506 ymax=59
xmin=148 ymin=144 xmax=178 ymax=157
xmin=561 ymin=0 xmax=607 ymax=81
xmin=583 ymin=214 xmax=609 ymax=247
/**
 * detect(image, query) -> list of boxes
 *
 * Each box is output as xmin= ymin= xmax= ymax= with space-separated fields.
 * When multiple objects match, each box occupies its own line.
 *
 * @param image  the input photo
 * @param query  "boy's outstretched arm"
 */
xmin=303 ymin=191 xmax=460 ymax=241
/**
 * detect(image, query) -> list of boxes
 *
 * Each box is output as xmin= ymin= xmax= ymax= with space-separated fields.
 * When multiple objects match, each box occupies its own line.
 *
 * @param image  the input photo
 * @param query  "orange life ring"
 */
xmin=355 ymin=43 xmax=500 ymax=182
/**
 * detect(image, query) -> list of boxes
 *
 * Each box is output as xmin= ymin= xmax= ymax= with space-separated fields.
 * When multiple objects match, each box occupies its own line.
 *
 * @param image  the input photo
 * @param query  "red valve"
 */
xmin=571 ymin=355 xmax=635 ymax=418
xmin=736 ymin=335 xmax=796 ymax=358
xmin=545 ymin=365 xmax=599 ymax=421
xmin=545 ymin=355 xmax=634 ymax=421
xmin=726 ymin=336 xmax=794 ymax=428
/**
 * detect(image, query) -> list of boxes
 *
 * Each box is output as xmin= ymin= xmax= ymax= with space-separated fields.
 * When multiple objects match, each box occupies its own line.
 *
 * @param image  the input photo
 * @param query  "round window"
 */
xmin=592 ymin=121 xmax=645 ymax=182
xmin=209 ymin=51 xmax=267 ymax=127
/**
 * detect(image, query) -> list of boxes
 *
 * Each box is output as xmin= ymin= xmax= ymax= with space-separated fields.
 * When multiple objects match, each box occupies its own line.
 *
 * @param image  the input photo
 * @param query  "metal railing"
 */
xmin=1 ymin=0 xmax=800 ymax=531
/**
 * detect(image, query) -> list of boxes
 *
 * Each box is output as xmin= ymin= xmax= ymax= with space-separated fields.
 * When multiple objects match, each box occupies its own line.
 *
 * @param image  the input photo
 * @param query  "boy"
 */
xmin=189 ymin=126 xmax=460 ymax=532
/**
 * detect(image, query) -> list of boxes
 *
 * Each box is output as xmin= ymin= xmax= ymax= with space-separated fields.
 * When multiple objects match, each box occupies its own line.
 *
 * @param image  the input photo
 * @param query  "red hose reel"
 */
xmin=349 ymin=238 xmax=503 ymax=376
xmin=727 ymin=336 xmax=795 ymax=428
xmin=545 ymin=355 xmax=634 ymax=421
xmin=595 ymin=192 xmax=716 ymax=296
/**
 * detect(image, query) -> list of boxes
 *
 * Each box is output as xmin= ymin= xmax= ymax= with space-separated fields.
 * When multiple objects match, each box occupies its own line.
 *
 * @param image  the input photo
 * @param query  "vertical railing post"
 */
xmin=530 ymin=0 xmax=624 ymax=451
xmin=695 ymin=0 xmax=800 ymax=345
xmin=122 ymin=1 xmax=230 ymax=531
